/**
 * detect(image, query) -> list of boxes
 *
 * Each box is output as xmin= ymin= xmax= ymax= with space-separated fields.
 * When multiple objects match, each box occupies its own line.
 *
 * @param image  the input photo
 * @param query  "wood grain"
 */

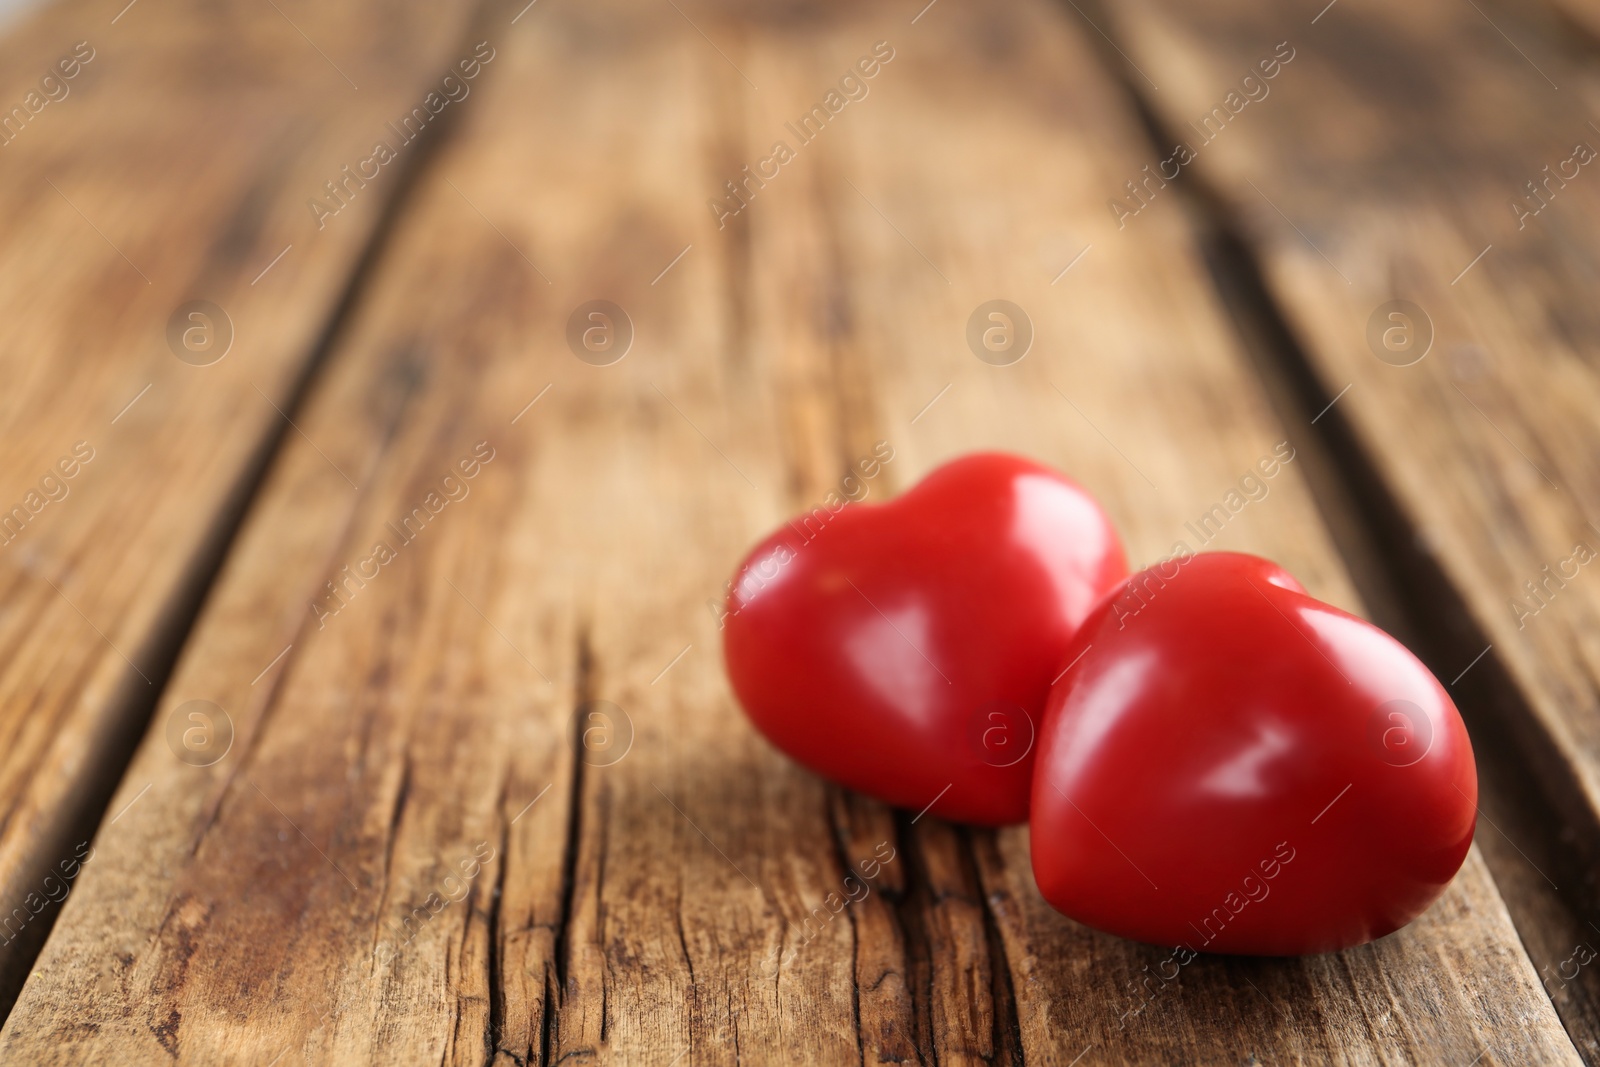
xmin=1092 ymin=0 xmax=1600 ymax=1056
xmin=0 ymin=0 xmax=1584 ymax=1063
xmin=0 ymin=0 xmax=483 ymax=1010
xmin=1 ymin=0 xmax=878 ymax=1060
xmin=798 ymin=0 xmax=1577 ymax=1061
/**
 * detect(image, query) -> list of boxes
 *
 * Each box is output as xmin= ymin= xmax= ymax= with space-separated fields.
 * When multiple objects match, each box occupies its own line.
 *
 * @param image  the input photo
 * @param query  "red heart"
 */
xmin=722 ymin=452 xmax=1127 ymax=825
xmin=1031 ymin=551 xmax=1478 ymax=954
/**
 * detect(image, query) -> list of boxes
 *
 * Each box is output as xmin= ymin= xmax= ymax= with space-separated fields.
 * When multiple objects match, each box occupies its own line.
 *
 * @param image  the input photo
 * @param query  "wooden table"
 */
xmin=0 ymin=0 xmax=1597 ymax=1061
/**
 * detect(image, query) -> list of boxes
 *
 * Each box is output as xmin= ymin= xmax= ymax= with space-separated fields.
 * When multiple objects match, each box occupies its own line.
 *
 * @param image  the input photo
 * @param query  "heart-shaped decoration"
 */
xmin=1031 ymin=551 xmax=1477 ymax=954
xmin=723 ymin=452 xmax=1127 ymax=825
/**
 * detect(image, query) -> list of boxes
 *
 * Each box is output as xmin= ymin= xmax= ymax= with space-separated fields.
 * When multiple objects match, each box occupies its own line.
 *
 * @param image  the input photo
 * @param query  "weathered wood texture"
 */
xmin=0 ymin=0 xmax=482 ymax=1010
xmin=817 ymin=1 xmax=1577 ymax=1061
xmin=0 ymin=0 xmax=1587 ymax=1063
xmin=1093 ymin=0 xmax=1600 ymax=1057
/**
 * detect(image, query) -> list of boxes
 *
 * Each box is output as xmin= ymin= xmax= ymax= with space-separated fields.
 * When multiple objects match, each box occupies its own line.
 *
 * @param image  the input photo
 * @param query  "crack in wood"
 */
xmin=545 ymin=627 xmax=594 ymax=1063
xmin=488 ymin=772 xmax=514 ymax=1064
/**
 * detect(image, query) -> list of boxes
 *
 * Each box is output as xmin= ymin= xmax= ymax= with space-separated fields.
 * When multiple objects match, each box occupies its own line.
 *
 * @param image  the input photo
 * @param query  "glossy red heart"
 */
xmin=722 ymin=452 xmax=1128 ymax=825
xmin=1031 ymin=551 xmax=1478 ymax=954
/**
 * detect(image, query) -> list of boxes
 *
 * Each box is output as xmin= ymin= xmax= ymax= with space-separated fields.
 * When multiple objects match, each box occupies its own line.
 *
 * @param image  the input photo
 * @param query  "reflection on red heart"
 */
xmin=1031 ymin=551 xmax=1478 ymax=954
xmin=723 ymin=453 xmax=1127 ymax=825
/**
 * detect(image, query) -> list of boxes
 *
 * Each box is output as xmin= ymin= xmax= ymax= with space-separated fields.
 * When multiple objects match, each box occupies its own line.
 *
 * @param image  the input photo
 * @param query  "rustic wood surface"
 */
xmin=1093 ymin=0 xmax=1600 ymax=1058
xmin=0 ymin=0 xmax=1592 ymax=1063
xmin=0 ymin=0 xmax=478 ymax=1014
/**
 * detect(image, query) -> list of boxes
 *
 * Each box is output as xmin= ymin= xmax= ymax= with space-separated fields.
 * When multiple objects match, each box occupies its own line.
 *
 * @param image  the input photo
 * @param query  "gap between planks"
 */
xmin=1056 ymin=0 xmax=1600 ymax=1055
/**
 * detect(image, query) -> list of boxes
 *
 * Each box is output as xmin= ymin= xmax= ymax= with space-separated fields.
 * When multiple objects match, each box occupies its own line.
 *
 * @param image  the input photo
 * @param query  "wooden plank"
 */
xmin=799 ymin=1 xmax=1577 ymax=1062
xmin=1088 ymin=0 xmax=1600 ymax=1056
xmin=0 ymin=1 xmax=1581 ymax=1066
xmin=0 ymin=0 xmax=485 ymax=1007
xmin=0 ymin=1 xmax=879 ymax=1062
